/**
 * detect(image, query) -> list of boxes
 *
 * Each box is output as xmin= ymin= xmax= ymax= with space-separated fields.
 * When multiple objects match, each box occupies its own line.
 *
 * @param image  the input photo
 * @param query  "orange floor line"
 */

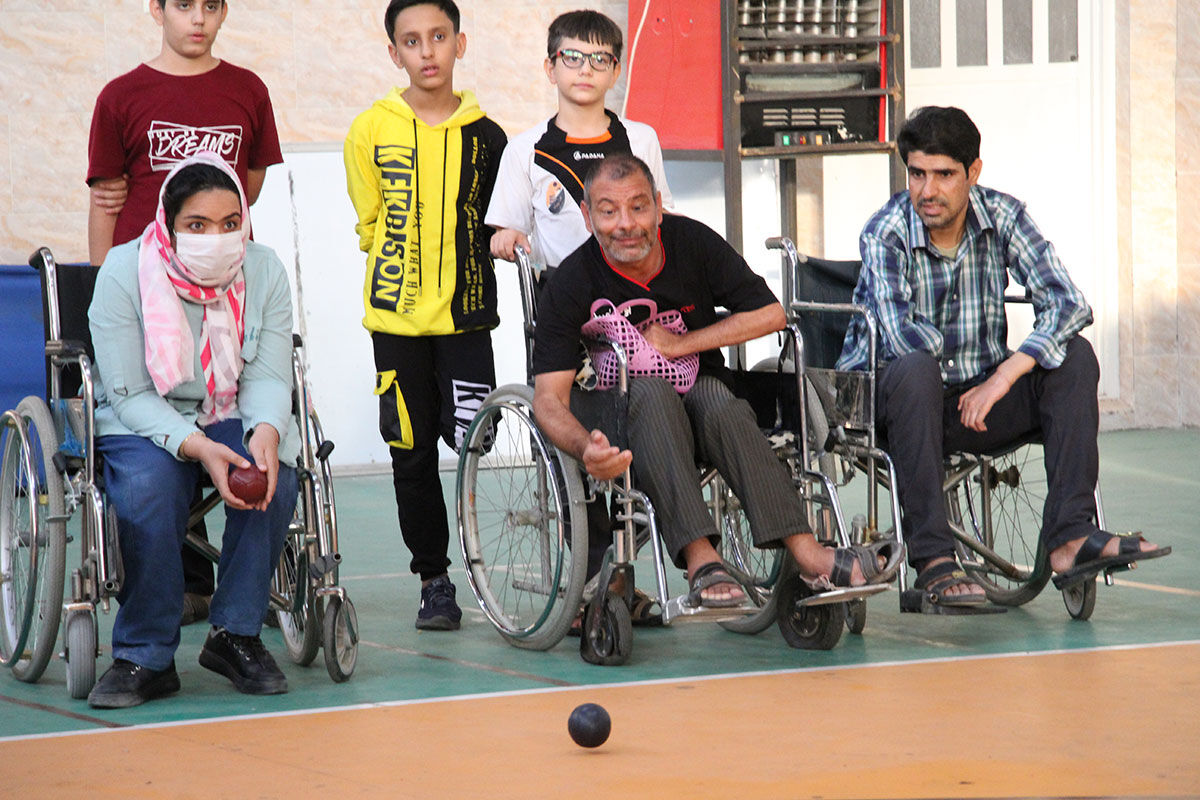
xmin=3 ymin=644 xmax=1197 ymax=799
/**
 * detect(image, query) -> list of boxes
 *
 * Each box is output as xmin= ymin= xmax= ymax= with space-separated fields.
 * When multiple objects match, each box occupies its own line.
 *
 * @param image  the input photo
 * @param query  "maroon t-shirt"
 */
xmin=87 ymin=61 xmax=283 ymax=246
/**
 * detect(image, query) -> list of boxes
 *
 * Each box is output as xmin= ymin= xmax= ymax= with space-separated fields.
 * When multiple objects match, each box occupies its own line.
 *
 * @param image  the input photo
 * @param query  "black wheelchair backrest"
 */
xmin=795 ymin=255 xmax=863 ymax=370
xmin=30 ymin=248 xmax=101 ymax=400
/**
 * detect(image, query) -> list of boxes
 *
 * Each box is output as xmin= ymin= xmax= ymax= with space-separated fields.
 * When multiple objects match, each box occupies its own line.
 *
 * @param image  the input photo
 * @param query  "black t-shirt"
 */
xmin=532 ymin=214 xmax=780 ymax=378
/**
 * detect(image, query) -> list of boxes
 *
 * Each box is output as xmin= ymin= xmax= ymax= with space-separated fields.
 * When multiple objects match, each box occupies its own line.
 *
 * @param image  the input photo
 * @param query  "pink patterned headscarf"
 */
xmin=137 ymin=151 xmax=250 ymax=425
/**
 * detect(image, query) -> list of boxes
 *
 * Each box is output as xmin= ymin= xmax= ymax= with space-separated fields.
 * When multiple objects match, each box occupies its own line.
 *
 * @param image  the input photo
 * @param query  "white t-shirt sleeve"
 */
xmin=484 ymin=128 xmax=536 ymax=234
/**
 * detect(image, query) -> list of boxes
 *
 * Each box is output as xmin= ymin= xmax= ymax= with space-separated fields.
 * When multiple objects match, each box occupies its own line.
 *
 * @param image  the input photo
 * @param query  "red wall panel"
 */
xmin=625 ymin=1 xmax=723 ymax=151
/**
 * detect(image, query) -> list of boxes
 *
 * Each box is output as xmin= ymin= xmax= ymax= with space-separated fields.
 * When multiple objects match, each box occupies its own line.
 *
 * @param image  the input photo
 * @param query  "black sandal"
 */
xmin=629 ymin=588 xmax=663 ymax=626
xmin=1051 ymin=531 xmax=1171 ymax=590
xmin=829 ymin=540 xmax=904 ymax=587
xmin=914 ymin=559 xmax=987 ymax=606
xmin=687 ymin=562 xmax=745 ymax=608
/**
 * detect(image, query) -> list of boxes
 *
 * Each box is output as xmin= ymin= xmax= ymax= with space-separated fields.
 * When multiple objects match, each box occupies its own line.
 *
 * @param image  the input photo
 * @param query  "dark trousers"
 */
xmin=372 ymin=330 xmax=495 ymax=581
xmin=876 ymin=336 xmax=1101 ymax=567
xmin=97 ymin=418 xmax=296 ymax=670
xmin=626 ymin=376 xmax=810 ymax=567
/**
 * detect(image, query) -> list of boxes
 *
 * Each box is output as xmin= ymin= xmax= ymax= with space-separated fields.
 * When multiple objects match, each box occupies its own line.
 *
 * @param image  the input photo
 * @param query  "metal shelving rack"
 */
xmin=721 ymin=0 xmax=904 ymax=252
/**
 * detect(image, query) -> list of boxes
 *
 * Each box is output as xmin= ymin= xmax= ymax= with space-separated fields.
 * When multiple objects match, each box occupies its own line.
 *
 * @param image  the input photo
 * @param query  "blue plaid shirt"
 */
xmin=836 ymin=186 xmax=1093 ymax=386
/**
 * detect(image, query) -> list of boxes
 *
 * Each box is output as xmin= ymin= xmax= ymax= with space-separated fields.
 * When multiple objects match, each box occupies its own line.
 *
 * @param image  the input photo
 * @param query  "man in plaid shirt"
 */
xmin=838 ymin=106 xmax=1169 ymax=605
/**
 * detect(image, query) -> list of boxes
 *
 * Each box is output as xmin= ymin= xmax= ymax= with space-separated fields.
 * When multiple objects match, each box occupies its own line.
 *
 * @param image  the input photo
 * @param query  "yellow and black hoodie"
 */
xmin=344 ymin=89 xmax=507 ymax=336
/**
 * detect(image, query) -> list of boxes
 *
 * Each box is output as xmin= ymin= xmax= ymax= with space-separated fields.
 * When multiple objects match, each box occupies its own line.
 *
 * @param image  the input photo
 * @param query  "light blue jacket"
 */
xmin=88 ymin=239 xmax=300 ymax=465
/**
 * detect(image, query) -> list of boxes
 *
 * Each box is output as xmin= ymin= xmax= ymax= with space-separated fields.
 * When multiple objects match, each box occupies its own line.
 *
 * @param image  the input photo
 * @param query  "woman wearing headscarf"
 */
xmin=87 ymin=151 xmax=298 ymax=708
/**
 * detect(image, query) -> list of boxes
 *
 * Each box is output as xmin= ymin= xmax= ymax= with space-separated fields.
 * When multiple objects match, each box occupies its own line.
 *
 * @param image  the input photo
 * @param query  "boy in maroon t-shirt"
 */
xmin=86 ymin=0 xmax=284 ymax=625
xmin=87 ymin=0 xmax=283 ymax=266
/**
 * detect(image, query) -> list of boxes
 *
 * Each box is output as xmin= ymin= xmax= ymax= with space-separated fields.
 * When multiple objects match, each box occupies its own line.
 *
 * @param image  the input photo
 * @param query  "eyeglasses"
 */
xmin=554 ymin=48 xmax=617 ymax=71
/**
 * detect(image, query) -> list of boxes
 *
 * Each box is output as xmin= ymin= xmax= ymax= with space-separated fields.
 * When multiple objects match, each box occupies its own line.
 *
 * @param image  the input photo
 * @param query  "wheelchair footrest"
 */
xmin=899 ymin=588 xmax=1007 ymax=615
xmin=663 ymin=595 xmax=763 ymax=623
xmin=797 ymin=583 xmax=889 ymax=608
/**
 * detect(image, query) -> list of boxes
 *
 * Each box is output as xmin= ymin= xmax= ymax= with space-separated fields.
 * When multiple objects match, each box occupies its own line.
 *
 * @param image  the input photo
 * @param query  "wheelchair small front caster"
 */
xmin=322 ymin=594 xmax=358 ymax=682
xmin=1062 ymin=577 xmax=1096 ymax=621
xmin=64 ymin=609 xmax=98 ymax=699
xmin=775 ymin=574 xmax=845 ymax=650
xmin=580 ymin=591 xmax=632 ymax=666
xmin=845 ymin=598 xmax=867 ymax=635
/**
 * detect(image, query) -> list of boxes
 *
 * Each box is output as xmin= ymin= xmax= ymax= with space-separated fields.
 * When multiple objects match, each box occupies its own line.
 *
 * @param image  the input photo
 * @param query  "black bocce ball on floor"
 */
xmin=567 ymin=703 xmax=611 ymax=748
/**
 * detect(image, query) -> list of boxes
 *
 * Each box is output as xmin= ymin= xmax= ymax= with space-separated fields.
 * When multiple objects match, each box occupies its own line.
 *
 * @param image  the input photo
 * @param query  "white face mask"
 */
xmin=173 ymin=230 xmax=245 ymax=285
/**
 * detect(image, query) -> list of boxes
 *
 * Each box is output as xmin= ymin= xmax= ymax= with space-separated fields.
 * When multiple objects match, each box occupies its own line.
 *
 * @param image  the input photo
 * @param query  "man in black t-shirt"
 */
xmin=532 ymin=154 xmax=902 ymax=606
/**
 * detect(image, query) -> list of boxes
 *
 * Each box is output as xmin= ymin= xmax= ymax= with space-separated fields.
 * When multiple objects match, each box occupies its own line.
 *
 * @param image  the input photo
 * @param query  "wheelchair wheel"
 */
xmin=273 ymin=530 xmax=321 ymax=666
xmin=0 ymin=397 xmax=67 ymax=682
xmin=580 ymin=591 xmax=632 ymax=666
xmin=1062 ymin=577 xmax=1096 ymax=621
xmin=717 ymin=495 xmax=780 ymax=603
xmin=947 ymin=444 xmax=1050 ymax=606
xmin=775 ymin=571 xmax=845 ymax=650
xmin=457 ymin=385 xmax=587 ymax=650
xmin=716 ymin=500 xmax=781 ymax=635
xmin=322 ymin=594 xmax=358 ymax=682
xmin=64 ymin=609 xmax=97 ymax=699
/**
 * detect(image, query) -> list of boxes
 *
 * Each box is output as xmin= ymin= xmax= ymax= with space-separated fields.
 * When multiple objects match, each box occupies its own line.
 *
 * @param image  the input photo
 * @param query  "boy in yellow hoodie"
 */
xmin=344 ymin=0 xmax=506 ymax=630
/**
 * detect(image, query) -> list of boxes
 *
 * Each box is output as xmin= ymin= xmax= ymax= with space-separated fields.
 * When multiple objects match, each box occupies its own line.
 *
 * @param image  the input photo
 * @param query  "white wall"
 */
xmin=249 ymin=150 xmax=796 ymax=471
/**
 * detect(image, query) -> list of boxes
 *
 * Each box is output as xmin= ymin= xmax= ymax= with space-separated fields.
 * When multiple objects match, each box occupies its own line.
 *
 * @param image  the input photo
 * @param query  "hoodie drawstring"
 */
xmin=439 ymin=128 xmax=448 ymax=296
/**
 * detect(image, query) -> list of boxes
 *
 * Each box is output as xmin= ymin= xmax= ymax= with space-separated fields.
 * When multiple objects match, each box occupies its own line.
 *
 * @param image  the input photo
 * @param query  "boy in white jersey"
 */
xmin=486 ymin=10 xmax=673 ymax=272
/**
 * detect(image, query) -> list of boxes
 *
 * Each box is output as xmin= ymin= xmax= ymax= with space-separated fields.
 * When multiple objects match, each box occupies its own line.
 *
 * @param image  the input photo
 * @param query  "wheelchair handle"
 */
xmin=765 ymin=237 xmax=801 ymax=309
xmin=513 ymin=244 xmax=539 ymax=380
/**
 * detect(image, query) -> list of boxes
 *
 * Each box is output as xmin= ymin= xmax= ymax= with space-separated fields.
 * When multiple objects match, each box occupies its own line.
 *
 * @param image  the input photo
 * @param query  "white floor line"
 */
xmin=4 ymin=638 xmax=1197 ymax=744
xmin=1109 ymin=578 xmax=1200 ymax=597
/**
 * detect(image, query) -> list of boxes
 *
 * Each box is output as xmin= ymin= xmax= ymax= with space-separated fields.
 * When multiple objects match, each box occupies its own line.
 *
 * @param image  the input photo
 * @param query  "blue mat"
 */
xmin=0 ymin=264 xmax=46 ymax=413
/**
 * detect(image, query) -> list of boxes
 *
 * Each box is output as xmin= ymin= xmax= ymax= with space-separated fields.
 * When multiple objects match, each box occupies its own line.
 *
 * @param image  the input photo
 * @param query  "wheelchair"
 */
xmin=0 ymin=247 xmax=358 ymax=699
xmin=455 ymin=245 xmax=889 ymax=666
xmin=774 ymin=237 xmax=1109 ymax=622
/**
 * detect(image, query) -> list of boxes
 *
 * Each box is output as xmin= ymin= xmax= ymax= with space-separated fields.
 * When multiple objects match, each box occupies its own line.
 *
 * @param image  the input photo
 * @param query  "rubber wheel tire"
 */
xmin=274 ymin=535 xmax=321 ymax=666
xmin=457 ymin=385 xmax=587 ymax=650
xmin=322 ymin=594 xmax=358 ymax=682
xmin=845 ymin=598 xmax=867 ymax=634
xmin=64 ymin=610 xmax=97 ymax=699
xmin=1062 ymin=577 xmax=1096 ymax=621
xmin=580 ymin=591 xmax=632 ymax=666
xmin=775 ymin=573 xmax=845 ymax=650
xmin=1 ymin=396 xmax=67 ymax=682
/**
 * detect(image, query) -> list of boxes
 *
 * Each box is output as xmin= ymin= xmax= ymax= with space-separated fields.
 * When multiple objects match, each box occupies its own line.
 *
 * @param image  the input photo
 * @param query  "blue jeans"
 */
xmin=97 ymin=418 xmax=297 ymax=671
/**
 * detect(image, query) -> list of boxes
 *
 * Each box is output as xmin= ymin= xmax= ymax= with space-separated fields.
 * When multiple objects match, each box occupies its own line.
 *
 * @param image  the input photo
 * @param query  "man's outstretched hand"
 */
xmin=581 ymin=429 xmax=632 ymax=481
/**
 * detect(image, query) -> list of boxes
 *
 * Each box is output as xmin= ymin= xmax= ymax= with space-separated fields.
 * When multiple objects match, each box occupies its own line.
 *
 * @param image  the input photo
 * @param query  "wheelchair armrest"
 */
xmin=45 ymin=339 xmax=90 ymax=359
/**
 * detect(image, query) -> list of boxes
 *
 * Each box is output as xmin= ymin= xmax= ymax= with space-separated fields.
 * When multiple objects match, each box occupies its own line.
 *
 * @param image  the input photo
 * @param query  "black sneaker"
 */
xmin=87 ymin=658 xmax=181 ymax=709
xmin=198 ymin=628 xmax=288 ymax=695
xmin=416 ymin=575 xmax=462 ymax=631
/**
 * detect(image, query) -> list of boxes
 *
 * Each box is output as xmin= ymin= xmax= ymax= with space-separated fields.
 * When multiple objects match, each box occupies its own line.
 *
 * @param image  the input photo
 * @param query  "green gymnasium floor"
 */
xmin=2 ymin=429 xmax=1197 ymax=740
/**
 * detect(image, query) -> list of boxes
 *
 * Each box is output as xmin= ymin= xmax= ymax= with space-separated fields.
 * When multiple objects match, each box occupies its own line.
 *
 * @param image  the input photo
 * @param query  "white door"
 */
xmin=903 ymin=0 xmax=1118 ymax=397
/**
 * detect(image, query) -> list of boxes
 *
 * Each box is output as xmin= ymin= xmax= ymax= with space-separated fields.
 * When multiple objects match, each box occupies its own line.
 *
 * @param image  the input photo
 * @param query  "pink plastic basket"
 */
xmin=580 ymin=298 xmax=699 ymax=394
